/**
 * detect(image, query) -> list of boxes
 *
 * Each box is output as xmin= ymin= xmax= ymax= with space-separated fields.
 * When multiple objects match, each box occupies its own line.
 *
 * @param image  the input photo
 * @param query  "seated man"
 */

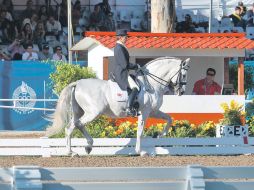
xmin=176 ymin=14 xmax=196 ymax=33
xmin=22 ymin=43 xmax=38 ymax=61
xmin=46 ymin=15 xmax=62 ymax=39
xmin=192 ymin=68 xmax=221 ymax=95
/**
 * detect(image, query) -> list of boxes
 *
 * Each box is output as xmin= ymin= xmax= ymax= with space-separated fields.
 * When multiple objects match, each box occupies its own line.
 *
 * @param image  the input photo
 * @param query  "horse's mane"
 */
xmin=142 ymin=57 xmax=182 ymax=69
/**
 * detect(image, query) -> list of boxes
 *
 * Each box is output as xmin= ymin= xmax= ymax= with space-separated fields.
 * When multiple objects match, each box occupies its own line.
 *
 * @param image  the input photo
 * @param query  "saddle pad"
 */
xmin=108 ymin=80 xmax=128 ymax=102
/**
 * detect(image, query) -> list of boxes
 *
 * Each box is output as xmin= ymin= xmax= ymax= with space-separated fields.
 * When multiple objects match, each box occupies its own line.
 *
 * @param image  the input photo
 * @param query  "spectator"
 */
xmin=46 ymin=15 xmax=62 ymax=39
xmin=192 ymin=68 xmax=221 ymax=95
xmin=2 ymin=0 xmax=14 ymax=15
xmin=59 ymin=0 xmax=68 ymax=27
xmin=38 ymin=5 xmax=48 ymax=24
xmin=98 ymin=0 xmax=111 ymax=16
xmin=0 ymin=7 xmax=11 ymax=23
xmin=22 ymin=43 xmax=39 ymax=61
xmin=226 ymin=6 xmax=245 ymax=28
xmin=238 ymin=1 xmax=247 ymax=17
xmin=34 ymin=21 xmax=46 ymax=49
xmin=1 ymin=6 xmax=13 ymax=21
xmin=52 ymin=45 xmax=67 ymax=62
xmin=176 ymin=14 xmax=196 ymax=33
xmin=21 ymin=0 xmax=36 ymax=20
xmin=7 ymin=38 xmax=25 ymax=59
xmin=0 ymin=48 xmax=11 ymax=61
xmin=72 ymin=0 xmax=82 ymax=32
xmin=0 ymin=7 xmax=11 ymax=41
xmin=2 ymin=20 xmax=19 ymax=44
xmin=30 ymin=13 xmax=38 ymax=31
xmin=89 ymin=5 xmax=103 ymax=31
xmin=141 ymin=11 xmax=151 ymax=32
xmin=104 ymin=12 xmax=115 ymax=31
xmin=246 ymin=3 xmax=254 ymax=27
xmin=21 ymin=23 xmax=34 ymax=43
xmin=38 ymin=44 xmax=52 ymax=60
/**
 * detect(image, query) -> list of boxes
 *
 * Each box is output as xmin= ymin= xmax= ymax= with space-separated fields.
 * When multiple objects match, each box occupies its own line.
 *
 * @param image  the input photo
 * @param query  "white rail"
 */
xmin=0 ymin=137 xmax=253 ymax=157
xmin=0 ymin=105 xmax=55 ymax=111
xmin=1 ymin=165 xmax=254 ymax=190
xmin=0 ymin=98 xmax=57 ymax=112
xmin=0 ymin=99 xmax=58 ymax=101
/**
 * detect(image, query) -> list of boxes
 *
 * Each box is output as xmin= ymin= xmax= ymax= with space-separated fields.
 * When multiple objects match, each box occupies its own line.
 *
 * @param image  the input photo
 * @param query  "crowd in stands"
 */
xmin=2 ymin=0 xmax=254 ymax=61
xmin=0 ymin=0 xmax=120 ymax=61
xmin=175 ymin=1 xmax=254 ymax=34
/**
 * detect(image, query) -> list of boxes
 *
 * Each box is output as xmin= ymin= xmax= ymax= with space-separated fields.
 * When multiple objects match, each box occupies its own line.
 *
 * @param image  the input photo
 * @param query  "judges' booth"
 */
xmin=72 ymin=32 xmax=254 ymax=124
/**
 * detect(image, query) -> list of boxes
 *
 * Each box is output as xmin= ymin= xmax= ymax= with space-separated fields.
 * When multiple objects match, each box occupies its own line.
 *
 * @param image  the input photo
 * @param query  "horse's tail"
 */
xmin=46 ymin=82 xmax=77 ymax=137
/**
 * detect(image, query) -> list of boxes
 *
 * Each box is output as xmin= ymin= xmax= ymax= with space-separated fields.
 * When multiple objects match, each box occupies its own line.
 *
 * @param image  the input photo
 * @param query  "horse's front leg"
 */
xmin=150 ymin=110 xmax=172 ymax=137
xmin=135 ymin=110 xmax=149 ymax=156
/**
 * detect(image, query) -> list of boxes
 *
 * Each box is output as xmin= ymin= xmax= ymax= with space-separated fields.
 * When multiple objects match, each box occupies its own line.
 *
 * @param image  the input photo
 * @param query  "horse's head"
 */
xmin=141 ymin=57 xmax=190 ymax=95
xmin=169 ymin=58 xmax=190 ymax=96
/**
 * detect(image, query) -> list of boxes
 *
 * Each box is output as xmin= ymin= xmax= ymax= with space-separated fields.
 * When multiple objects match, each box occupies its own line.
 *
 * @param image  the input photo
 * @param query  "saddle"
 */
xmin=109 ymin=75 xmax=140 ymax=116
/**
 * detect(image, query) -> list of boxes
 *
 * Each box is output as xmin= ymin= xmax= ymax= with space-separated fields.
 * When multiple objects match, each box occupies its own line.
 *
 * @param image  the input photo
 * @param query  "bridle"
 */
xmin=140 ymin=61 xmax=189 ymax=92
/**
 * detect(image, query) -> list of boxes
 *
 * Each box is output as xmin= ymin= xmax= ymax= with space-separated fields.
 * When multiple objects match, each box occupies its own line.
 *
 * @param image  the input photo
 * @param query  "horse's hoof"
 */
xmin=158 ymin=132 xmax=167 ymax=138
xmin=66 ymin=151 xmax=78 ymax=157
xmin=71 ymin=152 xmax=79 ymax=157
xmin=140 ymin=151 xmax=149 ymax=157
xmin=85 ymin=146 xmax=92 ymax=154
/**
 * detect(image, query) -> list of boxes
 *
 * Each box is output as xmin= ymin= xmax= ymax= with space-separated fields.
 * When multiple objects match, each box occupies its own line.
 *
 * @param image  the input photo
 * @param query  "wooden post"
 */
xmin=103 ymin=57 xmax=109 ymax=80
xmin=238 ymin=57 xmax=244 ymax=95
xmin=224 ymin=57 xmax=229 ymax=84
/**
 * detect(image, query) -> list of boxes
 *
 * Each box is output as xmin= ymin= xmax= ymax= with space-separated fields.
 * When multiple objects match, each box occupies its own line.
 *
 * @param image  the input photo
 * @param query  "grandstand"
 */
xmin=0 ymin=0 xmax=254 ymax=61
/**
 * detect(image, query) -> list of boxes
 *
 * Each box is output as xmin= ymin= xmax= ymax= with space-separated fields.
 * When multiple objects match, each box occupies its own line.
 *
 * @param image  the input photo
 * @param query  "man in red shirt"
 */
xmin=192 ymin=68 xmax=222 ymax=95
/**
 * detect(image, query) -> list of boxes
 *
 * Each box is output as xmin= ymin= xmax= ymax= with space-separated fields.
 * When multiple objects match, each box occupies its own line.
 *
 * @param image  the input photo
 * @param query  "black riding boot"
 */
xmin=126 ymin=88 xmax=139 ymax=117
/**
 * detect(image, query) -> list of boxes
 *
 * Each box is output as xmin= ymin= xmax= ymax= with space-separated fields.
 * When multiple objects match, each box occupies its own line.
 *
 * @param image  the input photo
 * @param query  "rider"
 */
xmin=113 ymin=30 xmax=139 ymax=117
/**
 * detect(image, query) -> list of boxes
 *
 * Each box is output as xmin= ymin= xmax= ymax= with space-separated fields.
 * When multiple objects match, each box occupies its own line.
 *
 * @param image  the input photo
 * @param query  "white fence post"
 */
xmin=40 ymin=137 xmax=51 ymax=157
xmin=186 ymin=165 xmax=205 ymax=190
xmin=12 ymin=166 xmax=42 ymax=190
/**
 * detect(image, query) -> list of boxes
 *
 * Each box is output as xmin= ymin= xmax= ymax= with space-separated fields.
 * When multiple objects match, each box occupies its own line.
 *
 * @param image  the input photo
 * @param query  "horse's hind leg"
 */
xmin=75 ymin=112 xmax=98 ymax=154
xmin=65 ymin=87 xmax=83 ymax=157
xmin=65 ymin=119 xmax=77 ymax=156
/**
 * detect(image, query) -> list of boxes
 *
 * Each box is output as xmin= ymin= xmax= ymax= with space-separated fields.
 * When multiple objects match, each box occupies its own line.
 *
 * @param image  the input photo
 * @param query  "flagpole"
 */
xmin=67 ymin=0 xmax=72 ymax=64
xmin=208 ymin=0 xmax=213 ymax=33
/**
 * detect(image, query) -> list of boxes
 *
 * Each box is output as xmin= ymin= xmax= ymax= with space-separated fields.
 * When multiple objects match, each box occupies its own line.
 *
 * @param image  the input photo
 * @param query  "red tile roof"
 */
xmin=84 ymin=32 xmax=254 ymax=50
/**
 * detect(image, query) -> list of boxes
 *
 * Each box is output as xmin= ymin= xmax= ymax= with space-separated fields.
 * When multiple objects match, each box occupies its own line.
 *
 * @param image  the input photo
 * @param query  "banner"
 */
xmin=0 ymin=61 xmax=56 ymax=131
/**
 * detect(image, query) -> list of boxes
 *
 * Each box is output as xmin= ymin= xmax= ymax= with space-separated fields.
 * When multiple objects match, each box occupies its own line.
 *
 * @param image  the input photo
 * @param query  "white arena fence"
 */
xmin=0 ymin=99 xmax=57 ymax=112
xmin=0 ymin=137 xmax=253 ymax=157
xmin=0 ymin=165 xmax=254 ymax=190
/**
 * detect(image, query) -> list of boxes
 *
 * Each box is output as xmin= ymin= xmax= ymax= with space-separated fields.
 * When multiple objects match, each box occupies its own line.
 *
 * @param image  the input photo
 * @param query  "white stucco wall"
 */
xmin=160 ymin=95 xmax=245 ymax=113
xmin=88 ymin=46 xmax=113 ymax=79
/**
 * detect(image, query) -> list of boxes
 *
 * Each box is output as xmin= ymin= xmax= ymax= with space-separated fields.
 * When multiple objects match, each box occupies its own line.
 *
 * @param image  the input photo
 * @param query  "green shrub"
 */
xmin=196 ymin=121 xmax=216 ymax=137
xmin=49 ymin=61 xmax=96 ymax=95
xmin=168 ymin=120 xmax=196 ymax=137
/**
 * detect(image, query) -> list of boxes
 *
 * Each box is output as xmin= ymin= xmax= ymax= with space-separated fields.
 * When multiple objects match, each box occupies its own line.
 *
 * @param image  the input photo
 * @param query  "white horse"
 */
xmin=46 ymin=57 xmax=190 ymax=156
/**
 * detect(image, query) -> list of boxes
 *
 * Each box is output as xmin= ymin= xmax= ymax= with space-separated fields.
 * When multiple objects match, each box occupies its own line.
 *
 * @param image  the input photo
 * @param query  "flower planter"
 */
xmin=216 ymin=125 xmax=248 ymax=137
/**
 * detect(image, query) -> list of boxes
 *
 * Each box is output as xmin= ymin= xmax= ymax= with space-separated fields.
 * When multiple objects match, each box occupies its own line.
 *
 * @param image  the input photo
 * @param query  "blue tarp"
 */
xmin=0 ymin=60 xmax=86 ymax=131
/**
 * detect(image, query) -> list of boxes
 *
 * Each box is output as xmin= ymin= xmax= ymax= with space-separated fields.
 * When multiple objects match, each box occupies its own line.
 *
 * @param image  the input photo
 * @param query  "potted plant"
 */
xmin=216 ymin=100 xmax=247 ymax=137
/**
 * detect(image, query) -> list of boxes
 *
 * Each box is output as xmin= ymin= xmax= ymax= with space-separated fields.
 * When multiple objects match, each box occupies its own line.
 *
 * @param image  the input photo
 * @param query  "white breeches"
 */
xmin=128 ymin=76 xmax=139 ymax=90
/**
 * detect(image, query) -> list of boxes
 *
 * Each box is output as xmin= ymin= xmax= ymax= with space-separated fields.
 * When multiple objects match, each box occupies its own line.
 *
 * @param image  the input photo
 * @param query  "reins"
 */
xmin=140 ymin=61 xmax=187 ymax=89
